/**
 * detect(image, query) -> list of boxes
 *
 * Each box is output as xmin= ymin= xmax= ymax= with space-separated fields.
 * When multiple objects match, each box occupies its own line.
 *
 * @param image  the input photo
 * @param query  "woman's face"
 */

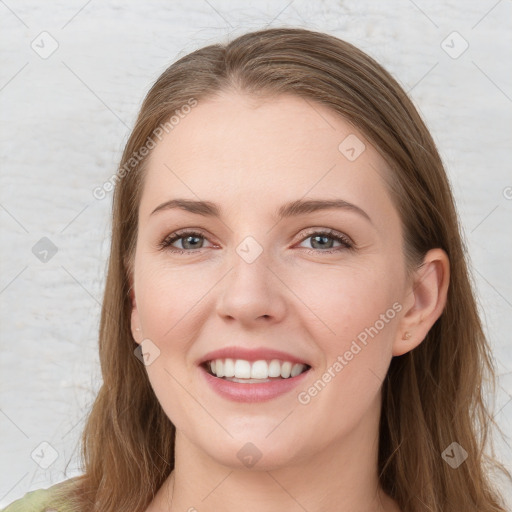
xmin=130 ymin=91 xmax=412 ymax=469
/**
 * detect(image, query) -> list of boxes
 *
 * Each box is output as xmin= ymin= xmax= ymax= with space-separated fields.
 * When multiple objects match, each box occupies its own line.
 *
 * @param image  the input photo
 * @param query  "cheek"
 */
xmin=134 ymin=260 xmax=211 ymax=429
xmin=292 ymin=265 xmax=400 ymax=426
xmin=292 ymin=259 xmax=401 ymax=401
xmin=292 ymin=259 xmax=401 ymax=340
xmin=135 ymin=259 xmax=213 ymax=341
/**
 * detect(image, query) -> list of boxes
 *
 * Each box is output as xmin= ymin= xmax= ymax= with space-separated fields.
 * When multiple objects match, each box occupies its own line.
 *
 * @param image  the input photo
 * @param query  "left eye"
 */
xmin=298 ymin=231 xmax=353 ymax=251
xmin=158 ymin=229 xmax=353 ymax=254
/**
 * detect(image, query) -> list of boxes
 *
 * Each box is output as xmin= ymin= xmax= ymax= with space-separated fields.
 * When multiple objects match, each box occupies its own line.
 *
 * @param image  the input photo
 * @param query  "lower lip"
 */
xmin=199 ymin=365 xmax=310 ymax=403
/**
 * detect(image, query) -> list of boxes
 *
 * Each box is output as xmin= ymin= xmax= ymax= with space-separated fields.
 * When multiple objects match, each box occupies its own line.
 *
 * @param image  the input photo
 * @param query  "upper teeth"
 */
xmin=208 ymin=359 xmax=308 ymax=379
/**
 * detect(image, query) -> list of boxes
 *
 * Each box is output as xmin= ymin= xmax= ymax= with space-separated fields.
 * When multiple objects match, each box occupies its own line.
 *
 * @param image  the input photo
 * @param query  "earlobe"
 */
xmin=131 ymin=307 xmax=142 ymax=344
xmin=129 ymin=286 xmax=142 ymax=344
xmin=393 ymin=248 xmax=450 ymax=357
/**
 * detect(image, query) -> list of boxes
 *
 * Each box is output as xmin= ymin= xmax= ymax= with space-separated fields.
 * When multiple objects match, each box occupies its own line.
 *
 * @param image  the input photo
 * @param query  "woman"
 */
xmin=3 ymin=27 xmax=510 ymax=512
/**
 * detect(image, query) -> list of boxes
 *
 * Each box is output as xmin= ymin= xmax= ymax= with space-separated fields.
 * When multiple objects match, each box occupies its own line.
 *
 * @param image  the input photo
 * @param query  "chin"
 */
xmin=203 ymin=435 xmax=305 ymax=472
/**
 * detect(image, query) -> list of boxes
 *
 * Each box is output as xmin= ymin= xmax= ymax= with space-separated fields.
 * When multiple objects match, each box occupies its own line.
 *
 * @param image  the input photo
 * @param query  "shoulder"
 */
xmin=0 ymin=478 xmax=80 ymax=512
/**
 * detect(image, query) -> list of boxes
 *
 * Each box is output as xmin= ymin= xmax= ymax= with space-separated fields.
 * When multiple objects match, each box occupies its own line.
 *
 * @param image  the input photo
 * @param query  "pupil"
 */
xmin=184 ymin=236 xmax=201 ymax=249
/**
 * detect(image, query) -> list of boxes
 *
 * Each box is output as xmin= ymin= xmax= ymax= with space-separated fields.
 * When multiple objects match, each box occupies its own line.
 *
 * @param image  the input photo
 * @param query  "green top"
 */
xmin=0 ymin=478 xmax=78 ymax=512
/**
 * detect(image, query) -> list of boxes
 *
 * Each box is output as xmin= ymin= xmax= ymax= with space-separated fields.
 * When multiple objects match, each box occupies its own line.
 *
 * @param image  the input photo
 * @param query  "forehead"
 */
xmin=139 ymin=92 xmax=395 ymax=223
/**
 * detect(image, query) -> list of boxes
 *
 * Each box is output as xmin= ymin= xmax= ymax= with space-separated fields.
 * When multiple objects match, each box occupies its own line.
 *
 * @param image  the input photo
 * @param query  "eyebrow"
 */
xmin=150 ymin=198 xmax=372 ymax=223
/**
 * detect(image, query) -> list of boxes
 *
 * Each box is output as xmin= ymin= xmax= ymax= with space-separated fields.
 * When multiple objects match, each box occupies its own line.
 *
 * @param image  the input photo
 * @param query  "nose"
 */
xmin=215 ymin=247 xmax=288 ymax=326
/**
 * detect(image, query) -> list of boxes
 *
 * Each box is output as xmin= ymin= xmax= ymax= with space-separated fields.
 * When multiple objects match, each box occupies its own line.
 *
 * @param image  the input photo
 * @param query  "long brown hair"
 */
xmin=54 ymin=27 xmax=511 ymax=511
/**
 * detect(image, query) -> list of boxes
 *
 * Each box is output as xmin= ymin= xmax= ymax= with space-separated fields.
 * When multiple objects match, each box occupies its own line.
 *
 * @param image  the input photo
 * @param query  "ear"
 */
xmin=129 ymin=273 xmax=142 ymax=345
xmin=393 ymin=248 xmax=450 ymax=356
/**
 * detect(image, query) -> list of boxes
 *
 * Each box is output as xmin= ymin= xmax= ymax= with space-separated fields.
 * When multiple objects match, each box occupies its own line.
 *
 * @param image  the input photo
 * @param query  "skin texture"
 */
xmin=129 ymin=91 xmax=449 ymax=512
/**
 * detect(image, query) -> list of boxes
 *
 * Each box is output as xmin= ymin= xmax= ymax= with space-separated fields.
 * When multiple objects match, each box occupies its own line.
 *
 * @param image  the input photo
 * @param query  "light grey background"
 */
xmin=1 ymin=0 xmax=511 ymax=508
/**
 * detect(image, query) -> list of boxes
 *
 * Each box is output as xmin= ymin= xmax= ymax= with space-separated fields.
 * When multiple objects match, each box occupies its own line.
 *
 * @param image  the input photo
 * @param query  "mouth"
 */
xmin=201 ymin=358 xmax=312 ymax=383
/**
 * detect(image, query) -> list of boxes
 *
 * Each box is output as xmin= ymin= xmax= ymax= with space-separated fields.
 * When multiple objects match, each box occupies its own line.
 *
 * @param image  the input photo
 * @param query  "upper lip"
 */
xmin=197 ymin=346 xmax=311 ymax=367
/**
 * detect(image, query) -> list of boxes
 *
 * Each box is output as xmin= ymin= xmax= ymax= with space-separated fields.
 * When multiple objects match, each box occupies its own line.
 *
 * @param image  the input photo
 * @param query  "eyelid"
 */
xmin=296 ymin=227 xmax=354 ymax=247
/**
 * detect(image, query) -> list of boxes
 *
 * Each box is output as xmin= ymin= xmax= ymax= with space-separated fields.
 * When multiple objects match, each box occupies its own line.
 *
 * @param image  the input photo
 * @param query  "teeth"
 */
xmin=291 ymin=363 xmax=304 ymax=377
xmin=268 ymin=359 xmax=281 ymax=377
xmin=225 ymin=358 xmax=235 ymax=377
xmin=235 ymin=359 xmax=251 ymax=378
xmin=250 ymin=360 xmax=267 ymax=379
xmin=207 ymin=358 xmax=308 ymax=380
xmin=281 ymin=361 xmax=292 ymax=378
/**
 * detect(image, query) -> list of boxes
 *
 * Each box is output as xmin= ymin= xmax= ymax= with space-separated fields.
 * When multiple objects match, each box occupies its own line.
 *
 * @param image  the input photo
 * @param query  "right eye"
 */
xmin=158 ymin=230 xmax=213 ymax=253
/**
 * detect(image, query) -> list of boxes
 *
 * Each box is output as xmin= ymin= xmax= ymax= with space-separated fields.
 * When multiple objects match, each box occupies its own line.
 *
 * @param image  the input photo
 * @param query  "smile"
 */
xmin=204 ymin=358 xmax=310 ymax=381
xmin=199 ymin=360 xmax=312 ymax=403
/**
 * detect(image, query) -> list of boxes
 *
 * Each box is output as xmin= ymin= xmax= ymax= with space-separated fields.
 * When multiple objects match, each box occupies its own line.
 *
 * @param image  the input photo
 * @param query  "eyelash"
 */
xmin=157 ymin=228 xmax=354 ymax=255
